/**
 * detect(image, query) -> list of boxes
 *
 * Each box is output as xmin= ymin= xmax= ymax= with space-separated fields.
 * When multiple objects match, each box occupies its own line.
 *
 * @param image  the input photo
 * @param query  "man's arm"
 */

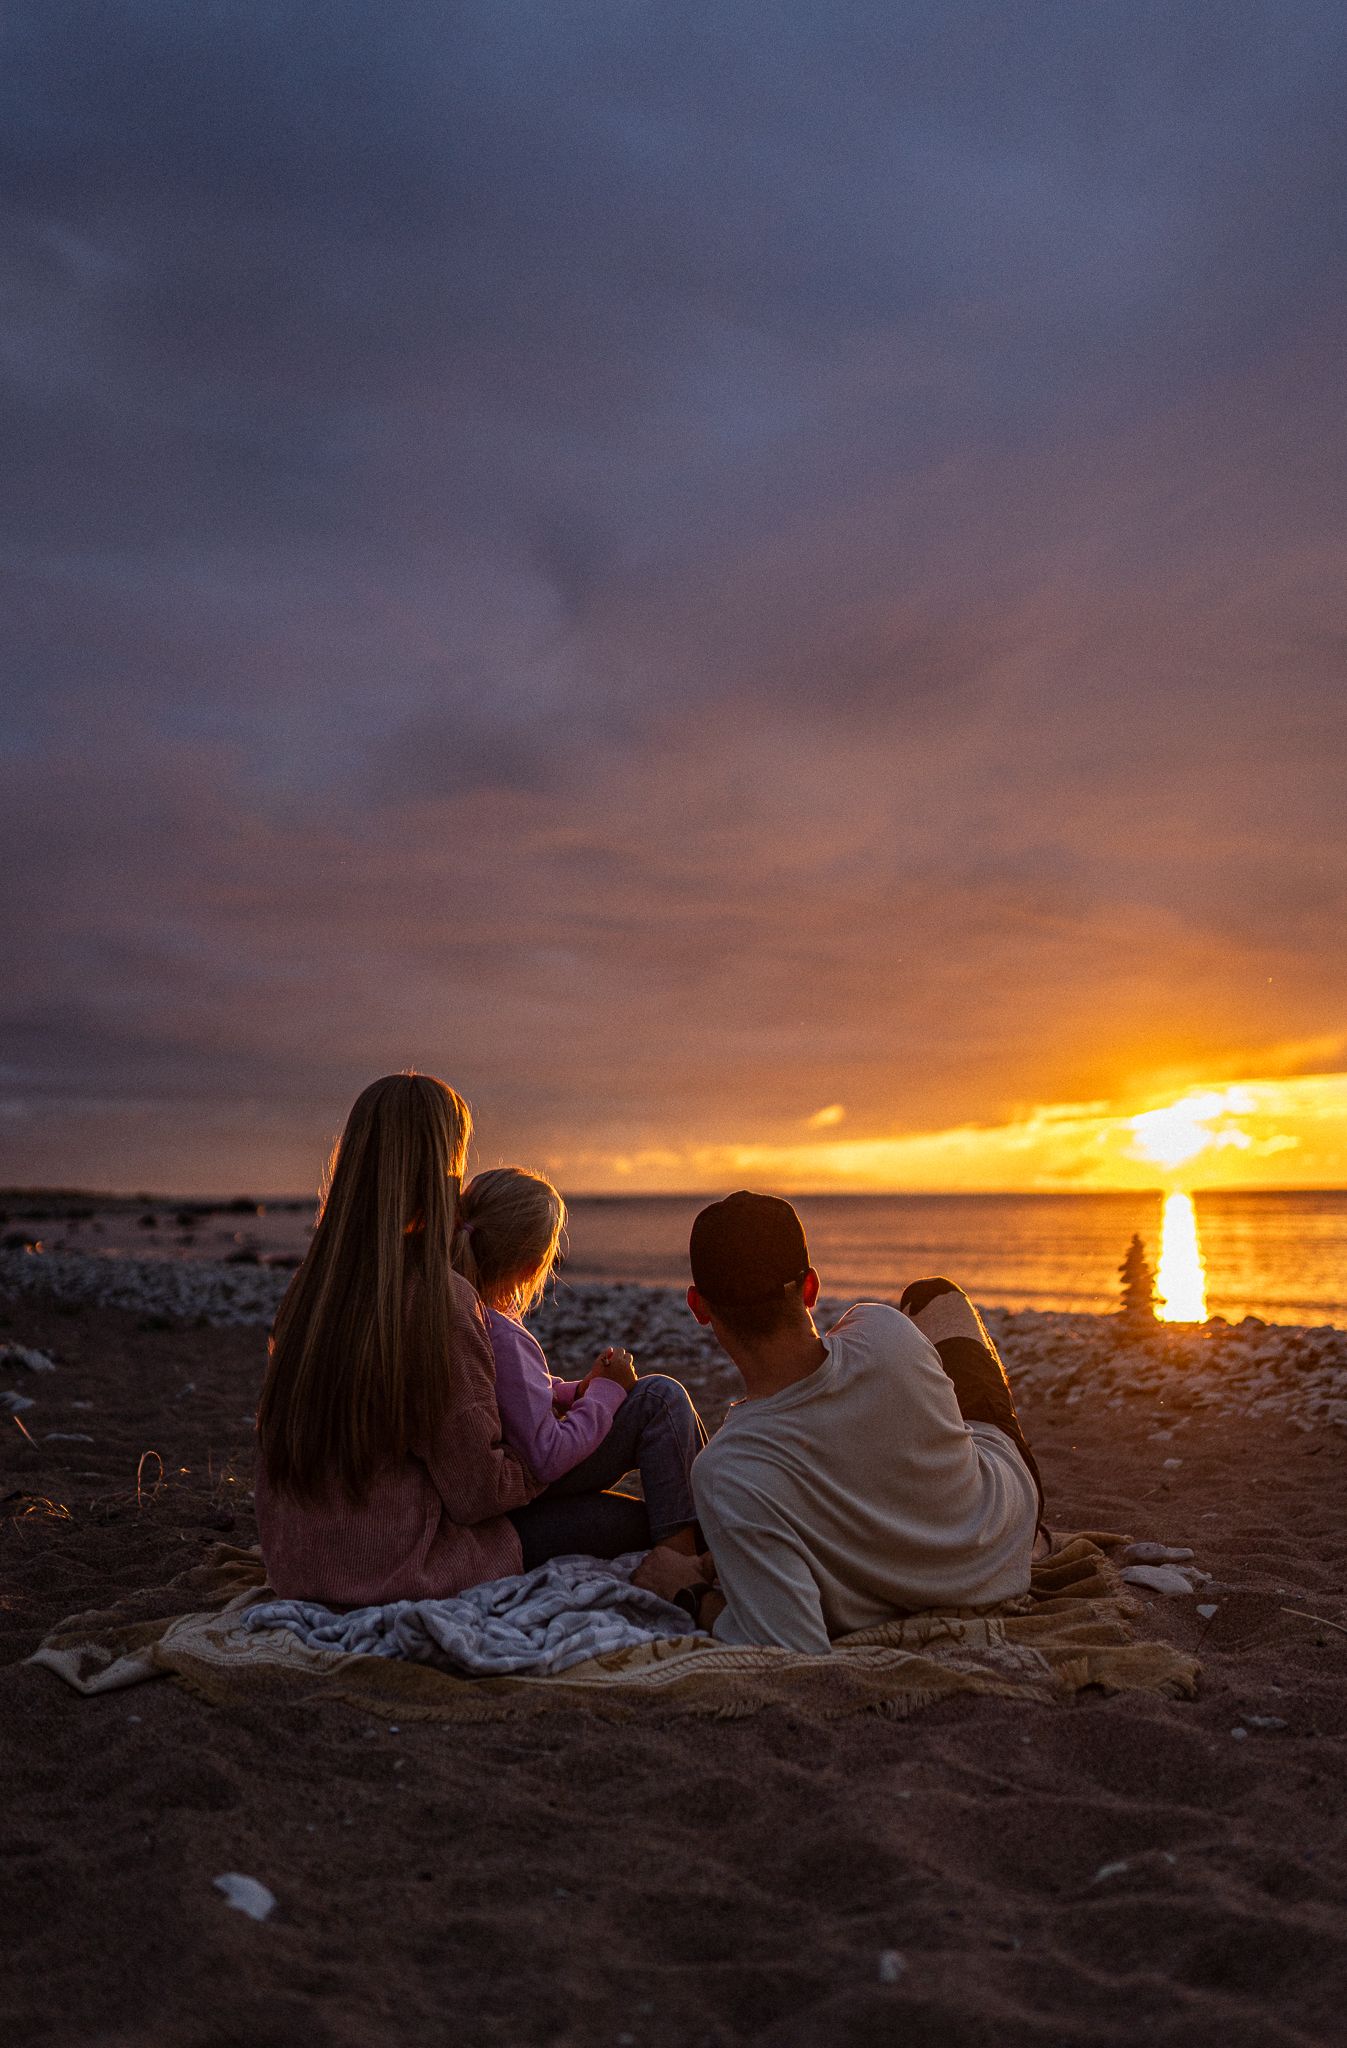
xmin=629 ymin=1545 xmax=726 ymax=1631
xmin=699 ymin=1505 xmax=831 ymax=1655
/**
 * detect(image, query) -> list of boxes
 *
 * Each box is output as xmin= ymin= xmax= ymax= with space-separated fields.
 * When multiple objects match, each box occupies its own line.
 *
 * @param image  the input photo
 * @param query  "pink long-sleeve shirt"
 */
xmin=487 ymin=1308 xmax=626 ymax=1484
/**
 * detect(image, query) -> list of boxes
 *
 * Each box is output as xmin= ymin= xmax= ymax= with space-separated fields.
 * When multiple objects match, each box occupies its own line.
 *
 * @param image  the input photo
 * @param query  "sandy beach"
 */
xmin=2 ymin=1252 xmax=1345 ymax=2048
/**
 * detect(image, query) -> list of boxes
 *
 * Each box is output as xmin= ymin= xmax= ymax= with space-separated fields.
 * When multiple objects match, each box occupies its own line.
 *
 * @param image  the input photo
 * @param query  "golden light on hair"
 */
xmin=453 ymin=1165 xmax=567 ymax=1317
xmin=1156 ymin=1191 xmax=1208 ymax=1323
xmin=258 ymin=1072 xmax=473 ymax=1501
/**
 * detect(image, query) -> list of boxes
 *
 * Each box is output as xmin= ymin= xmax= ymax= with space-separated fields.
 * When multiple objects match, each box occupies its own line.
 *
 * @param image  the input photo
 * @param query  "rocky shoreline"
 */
xmin=4 ymin=1249 xmax=1345 ymax=1441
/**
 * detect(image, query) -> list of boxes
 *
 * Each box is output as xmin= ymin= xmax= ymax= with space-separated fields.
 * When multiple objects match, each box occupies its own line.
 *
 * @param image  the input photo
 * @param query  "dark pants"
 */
xmin=899 ymin=1276 xmax=1046 ymax=1520
xmin=509 ymin=1372 xmax=708 ymax=1572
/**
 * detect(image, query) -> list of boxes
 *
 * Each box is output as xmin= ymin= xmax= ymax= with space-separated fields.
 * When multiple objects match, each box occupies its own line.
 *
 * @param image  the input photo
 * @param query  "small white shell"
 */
xmin=213 ymin=1873 xmax=277 ymax=1921
xmin=1121 ymin=1564 xmax=1198 ymax=1596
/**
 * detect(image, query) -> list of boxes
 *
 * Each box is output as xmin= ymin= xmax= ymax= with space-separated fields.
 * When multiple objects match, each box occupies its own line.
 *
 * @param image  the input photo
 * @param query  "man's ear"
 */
xmin=686 ymin=1283 xmax=713 ymax=1327
xmin=801 ymin=1267 xmax=821 ymax=1308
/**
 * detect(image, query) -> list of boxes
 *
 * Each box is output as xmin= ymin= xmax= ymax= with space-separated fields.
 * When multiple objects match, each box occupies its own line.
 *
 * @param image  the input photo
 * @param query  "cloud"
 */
xmin=1 ymin=2 xmax=1345 ymax=1187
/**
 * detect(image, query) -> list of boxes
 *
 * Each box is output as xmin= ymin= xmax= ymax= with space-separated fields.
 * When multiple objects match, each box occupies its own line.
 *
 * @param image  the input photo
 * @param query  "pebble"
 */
xmin=878 ymin=1950 xmax=906 ymax=1983
xmin=1123 ymin=1543 xmax=1195 ymax=1564
xmin=1196 ymin=1603 xmax=1219 ymax=1620
xmin=213 ymin=1873 xmax=277 ymax=1921
xmin=0 ymin=1248 xmax=288 ymax=1328
xmin=1231 ymin=1728 xmax=1249 ymax=1741
xmin=2 ymin=1255 xmax=1345 ymax=1434
xmin=1121 ymin=1564 xmax=1201 ymax=1596
xmin=0 ymin=1344 xmax=56 ymax=1372
xmin=1 ymin=1389 xmax=36 ymax=1413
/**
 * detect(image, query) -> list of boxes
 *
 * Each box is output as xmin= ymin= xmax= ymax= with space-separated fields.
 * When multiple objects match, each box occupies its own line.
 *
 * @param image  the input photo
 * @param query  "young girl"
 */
xmin=451 ymin=1167 xmax=708 ymax=1569
xmin=255 ymin=1073 xmax=539 ymax=1605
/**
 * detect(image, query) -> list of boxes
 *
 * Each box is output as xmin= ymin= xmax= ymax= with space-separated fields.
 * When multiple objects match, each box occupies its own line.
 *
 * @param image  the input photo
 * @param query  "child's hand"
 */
xmin=593 ymin=1345 xmax=637 ymax=1391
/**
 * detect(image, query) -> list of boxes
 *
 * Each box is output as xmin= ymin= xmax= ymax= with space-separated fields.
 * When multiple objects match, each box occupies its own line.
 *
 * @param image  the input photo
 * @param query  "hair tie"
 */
xmin=458 ymin=1220 xmax=474 ymax=1241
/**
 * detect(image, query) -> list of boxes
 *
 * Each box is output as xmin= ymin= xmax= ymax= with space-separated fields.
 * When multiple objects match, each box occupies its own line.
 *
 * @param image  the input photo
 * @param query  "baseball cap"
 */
xmin=689 ymin=1191 xmax=810 ymax=1306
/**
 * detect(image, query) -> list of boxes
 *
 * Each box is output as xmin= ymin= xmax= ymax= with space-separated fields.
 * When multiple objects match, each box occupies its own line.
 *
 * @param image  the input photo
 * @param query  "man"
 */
xmin=635 ymin=1191 xmax=1044 ymax=1654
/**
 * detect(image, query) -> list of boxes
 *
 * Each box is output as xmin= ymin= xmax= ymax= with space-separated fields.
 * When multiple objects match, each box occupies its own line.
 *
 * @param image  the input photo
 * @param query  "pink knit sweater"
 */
xmin=255 ymin=1271 xmax=539 ymax=1606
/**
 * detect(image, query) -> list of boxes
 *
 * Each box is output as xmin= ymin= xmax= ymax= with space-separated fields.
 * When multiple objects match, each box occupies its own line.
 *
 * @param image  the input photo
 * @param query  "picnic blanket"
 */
xmin=244 ymin=1551 xmax=701 ymax=1676
xmin=28 ymin=1531 xmax=1199 ymax=1722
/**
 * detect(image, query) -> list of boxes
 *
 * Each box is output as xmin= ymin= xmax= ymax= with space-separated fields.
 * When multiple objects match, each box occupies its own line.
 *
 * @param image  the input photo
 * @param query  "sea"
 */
xmin=561 ymin=1191 xmax=1347 ymax=1326
xmin=12 ymin=1188 xmax=1345 ymax=1327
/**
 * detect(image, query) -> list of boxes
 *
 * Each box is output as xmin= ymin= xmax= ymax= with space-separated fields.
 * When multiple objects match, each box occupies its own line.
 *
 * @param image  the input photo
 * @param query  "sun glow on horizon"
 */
xmin=563 ymin=1071 xmax=1347 ymax=1195
xmin=1156 ymin=1191 xmax=1208 ymax=1322
xmin=1130 ymin=1092 xmax=1255 ymax=1175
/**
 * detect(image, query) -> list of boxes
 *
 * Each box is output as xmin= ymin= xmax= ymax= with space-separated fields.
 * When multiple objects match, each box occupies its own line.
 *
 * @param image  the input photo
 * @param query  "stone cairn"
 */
xmin=1118 ymin=1233 xmax=1159 ymax=1329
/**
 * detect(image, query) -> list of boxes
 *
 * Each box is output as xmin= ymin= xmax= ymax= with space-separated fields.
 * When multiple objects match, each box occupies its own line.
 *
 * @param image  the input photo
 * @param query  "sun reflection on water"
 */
xmin=1156 ymin=1191 xmax=1208 ymax=1322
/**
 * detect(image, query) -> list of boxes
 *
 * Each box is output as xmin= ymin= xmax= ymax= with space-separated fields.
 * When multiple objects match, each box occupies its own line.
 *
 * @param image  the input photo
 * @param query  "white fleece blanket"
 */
xmin=243 ymin=1551 xmax=700 ymax=1678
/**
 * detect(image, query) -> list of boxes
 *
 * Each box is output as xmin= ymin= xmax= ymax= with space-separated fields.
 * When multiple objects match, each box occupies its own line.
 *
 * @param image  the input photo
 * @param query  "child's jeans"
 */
xmin=509 ymin=1372 xmax=708 ymax=1570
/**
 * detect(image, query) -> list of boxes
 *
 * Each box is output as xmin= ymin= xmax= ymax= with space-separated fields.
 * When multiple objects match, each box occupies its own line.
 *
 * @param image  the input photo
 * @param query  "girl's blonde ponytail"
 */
xmin=449 ymin=1215 xmax=482 ymax=1297
xmin=452 ymin=1167 xmax=566 ymax=1317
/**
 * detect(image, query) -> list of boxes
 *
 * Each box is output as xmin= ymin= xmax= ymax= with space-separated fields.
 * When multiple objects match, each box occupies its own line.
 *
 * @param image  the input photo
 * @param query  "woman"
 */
xmin=255 ymin=1072 xmax=539 ymax=1604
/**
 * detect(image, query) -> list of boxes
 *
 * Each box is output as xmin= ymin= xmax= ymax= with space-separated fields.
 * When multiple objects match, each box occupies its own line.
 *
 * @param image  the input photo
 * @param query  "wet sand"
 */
xmin=3 ymin=1272 xmax=1347 ymax=2047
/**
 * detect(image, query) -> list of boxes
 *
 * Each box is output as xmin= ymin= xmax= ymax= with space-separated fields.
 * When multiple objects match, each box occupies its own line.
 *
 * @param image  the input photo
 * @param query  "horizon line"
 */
xmin=5 ymin=1182 xmax=1347 ymax=1204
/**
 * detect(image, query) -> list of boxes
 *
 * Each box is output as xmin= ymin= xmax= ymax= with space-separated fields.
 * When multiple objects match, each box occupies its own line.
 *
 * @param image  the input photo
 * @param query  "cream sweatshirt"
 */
xmin=692 ymin=1301 xmax=1038 ymax=1654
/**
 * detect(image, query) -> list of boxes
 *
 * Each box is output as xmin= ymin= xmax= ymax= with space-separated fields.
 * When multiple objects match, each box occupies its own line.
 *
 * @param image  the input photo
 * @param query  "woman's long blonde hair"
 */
xmin=258 ymin=1072 xmax=472 ymax=1501
xmin=451 ymin=1167 xmax=566 ymax=1318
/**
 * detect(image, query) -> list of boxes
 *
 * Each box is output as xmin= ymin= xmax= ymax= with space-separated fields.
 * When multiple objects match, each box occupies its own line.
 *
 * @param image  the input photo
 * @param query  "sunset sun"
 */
xmin=1129 ymin=1093 xmax=1252 ymax=1175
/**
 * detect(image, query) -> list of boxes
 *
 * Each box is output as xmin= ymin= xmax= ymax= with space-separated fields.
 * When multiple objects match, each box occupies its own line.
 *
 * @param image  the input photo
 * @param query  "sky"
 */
xmin=2 ymin=1 xmax=1345 ymax=1196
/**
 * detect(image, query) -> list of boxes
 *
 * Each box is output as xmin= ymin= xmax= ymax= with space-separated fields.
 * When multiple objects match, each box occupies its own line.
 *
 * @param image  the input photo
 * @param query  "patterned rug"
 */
xmin=29 ymin=1532 xmax=1198 ymax=1722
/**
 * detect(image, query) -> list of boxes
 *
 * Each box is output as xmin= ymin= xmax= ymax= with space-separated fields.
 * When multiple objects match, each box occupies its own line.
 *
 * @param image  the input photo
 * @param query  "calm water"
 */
xmin=559 ymin=1191 xmax=1347 ymax=1325
xmin=12 ymin=1189 xmax=1346 ymax=1326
